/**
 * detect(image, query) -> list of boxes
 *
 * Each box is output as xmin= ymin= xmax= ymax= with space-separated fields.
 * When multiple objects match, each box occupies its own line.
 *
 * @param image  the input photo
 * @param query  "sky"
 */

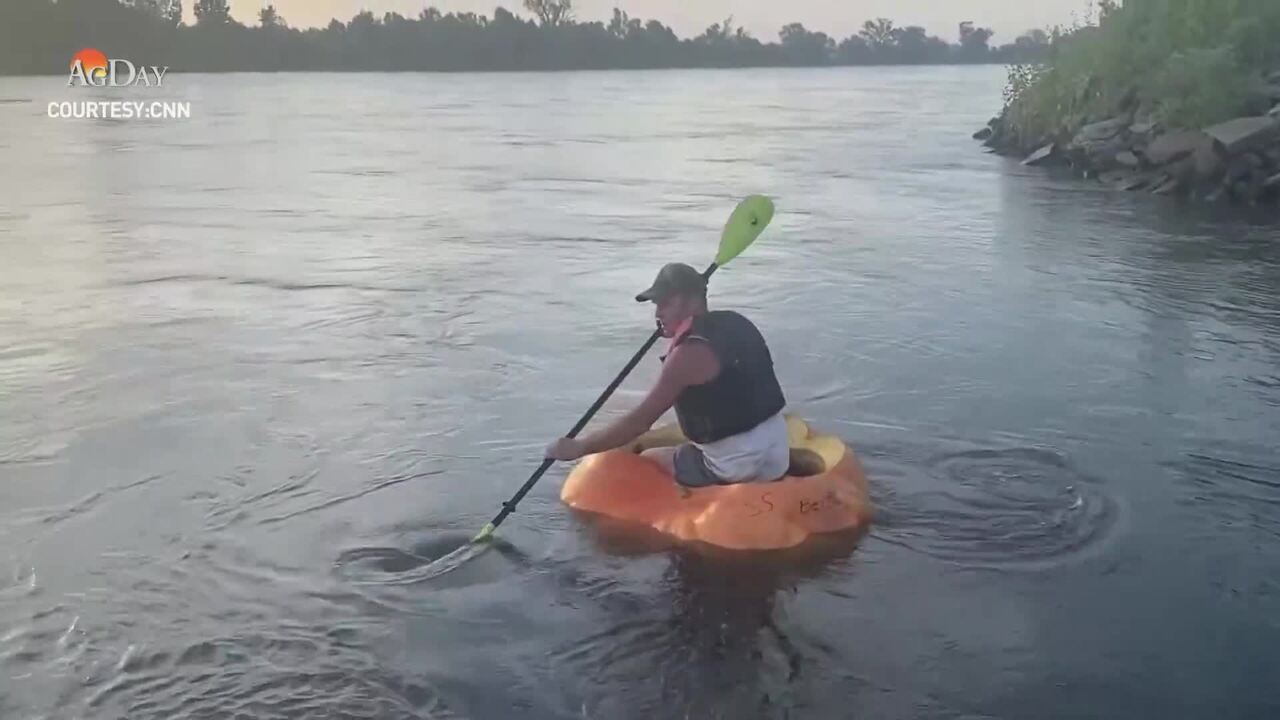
xmin=205 ymin=0 xmax=1103 ymax=43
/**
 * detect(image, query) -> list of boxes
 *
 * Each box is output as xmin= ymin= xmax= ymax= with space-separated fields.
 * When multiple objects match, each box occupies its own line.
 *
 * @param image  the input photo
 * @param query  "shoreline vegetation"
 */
xmin=1 ymin=0 xmax=1053 ymax=74
xmin=978 ymin=0 xmax=1280 ymax=208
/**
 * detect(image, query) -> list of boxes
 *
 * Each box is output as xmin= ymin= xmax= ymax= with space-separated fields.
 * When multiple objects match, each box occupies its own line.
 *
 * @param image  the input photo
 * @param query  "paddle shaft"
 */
xmin=481 ymin=263 xmax=718 ymax=534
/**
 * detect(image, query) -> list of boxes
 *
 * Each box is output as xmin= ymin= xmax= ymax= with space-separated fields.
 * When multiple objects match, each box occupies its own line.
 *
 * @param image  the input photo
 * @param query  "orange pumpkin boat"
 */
xmin=560 ymin=415 xmax=873 ymax=550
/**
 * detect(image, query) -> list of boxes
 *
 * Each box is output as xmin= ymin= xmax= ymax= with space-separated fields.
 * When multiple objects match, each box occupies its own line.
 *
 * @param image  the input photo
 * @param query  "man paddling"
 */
xmin=545 ymin=262 xmax=790 ymax=487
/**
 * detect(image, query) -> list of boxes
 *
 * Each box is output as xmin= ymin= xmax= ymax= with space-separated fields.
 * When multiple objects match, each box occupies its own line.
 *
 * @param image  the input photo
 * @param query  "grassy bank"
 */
xmin=997 ymin=0 xmax=1280 ymax=153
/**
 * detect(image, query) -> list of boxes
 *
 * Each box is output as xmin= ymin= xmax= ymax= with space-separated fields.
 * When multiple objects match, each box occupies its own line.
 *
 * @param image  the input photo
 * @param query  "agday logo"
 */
xmin=50 ymin=48 xmax=190 ymax=120
xmin=68 ymin=48 xmax=169 ymax=87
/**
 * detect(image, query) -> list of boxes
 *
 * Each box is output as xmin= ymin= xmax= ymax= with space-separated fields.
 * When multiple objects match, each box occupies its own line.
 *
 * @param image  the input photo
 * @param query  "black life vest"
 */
xmin=669 ymin=310 xmax=786 ymax=444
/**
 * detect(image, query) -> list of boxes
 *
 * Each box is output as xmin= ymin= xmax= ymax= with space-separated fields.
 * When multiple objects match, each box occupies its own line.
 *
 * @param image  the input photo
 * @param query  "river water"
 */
xmin=2 ymin=66 xmax=1279 ymax=718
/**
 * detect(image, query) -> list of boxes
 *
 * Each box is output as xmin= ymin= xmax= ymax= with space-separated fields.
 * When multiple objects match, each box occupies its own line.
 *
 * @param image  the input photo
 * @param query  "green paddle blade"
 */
xmin=714 ymin=195 xmax=775 ymax=268
xmin=472 ymin=522 xmax=496 ymax=543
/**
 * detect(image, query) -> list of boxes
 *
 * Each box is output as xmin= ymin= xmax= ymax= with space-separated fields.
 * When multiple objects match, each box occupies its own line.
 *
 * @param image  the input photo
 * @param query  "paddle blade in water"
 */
xmin=715 ymin=195 xmax=775 ymax=267
xmin=472 ymin=522 xmax=496 ymax=543
xmin=396 ymin=541 xmax=492 ymax=584
xmin=335 ymin=537 xmax=496 ymax=587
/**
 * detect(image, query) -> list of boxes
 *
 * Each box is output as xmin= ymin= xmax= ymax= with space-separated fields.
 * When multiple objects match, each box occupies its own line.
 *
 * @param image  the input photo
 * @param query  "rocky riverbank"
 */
xmin=976 ymin=72 xmax=1280 ymax=207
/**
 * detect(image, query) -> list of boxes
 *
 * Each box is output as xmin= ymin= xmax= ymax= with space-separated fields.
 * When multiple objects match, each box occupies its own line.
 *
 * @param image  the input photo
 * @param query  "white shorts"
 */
xmin=674 ymin=412 xmax=791 ymax=486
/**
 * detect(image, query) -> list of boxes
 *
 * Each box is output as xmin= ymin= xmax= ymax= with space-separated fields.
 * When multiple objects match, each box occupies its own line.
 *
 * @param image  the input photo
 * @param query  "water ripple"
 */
xmin=112 ymin=273 xmax=421 ymax=294
xmin=874 ymin=447 xmax=1119 ymax=569
xmin=1169 ymin=450 xmax=1280 ymax=539
xmin=536 ymin=551 xmax=815 ymax=720
xmin=257 ymin=472 xmax=439 ymax=527
xmin=82 ymin=632 xmax=449 ymax=720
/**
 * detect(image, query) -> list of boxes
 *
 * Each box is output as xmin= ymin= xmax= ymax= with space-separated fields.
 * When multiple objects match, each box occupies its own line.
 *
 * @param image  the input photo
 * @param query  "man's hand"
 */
xmin=542 ymin=341 xmax=718 ymax=463
xmin=545 ymin=437 xmax=587 ymax=462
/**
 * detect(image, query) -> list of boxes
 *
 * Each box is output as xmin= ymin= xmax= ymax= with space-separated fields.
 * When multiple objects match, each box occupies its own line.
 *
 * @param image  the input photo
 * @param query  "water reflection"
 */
xmin=544 ymin=534 xmax=866 ymax=720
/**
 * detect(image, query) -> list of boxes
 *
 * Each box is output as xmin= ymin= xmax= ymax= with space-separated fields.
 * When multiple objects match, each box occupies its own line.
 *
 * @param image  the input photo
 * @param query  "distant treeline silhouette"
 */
xmin=1 ymin=0 xmax=1053 ymax=74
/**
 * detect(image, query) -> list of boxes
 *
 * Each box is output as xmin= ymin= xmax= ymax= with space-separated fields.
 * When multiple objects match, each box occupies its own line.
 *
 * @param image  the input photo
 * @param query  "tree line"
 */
xmin=1 ymin=0 xmax=1054 ymax=75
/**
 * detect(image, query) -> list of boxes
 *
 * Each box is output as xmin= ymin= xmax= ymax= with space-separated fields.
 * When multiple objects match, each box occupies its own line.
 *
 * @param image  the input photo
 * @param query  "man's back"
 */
xmin=672 ymin=310 xmax=786 ymax=445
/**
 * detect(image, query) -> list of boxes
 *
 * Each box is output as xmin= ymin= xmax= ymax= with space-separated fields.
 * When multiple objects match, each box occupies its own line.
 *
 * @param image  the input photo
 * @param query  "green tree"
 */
xmin=1018 ymin=29 xmax=1049 ymax=47
xmin=194 ymin=0 xmax=230 ymax=25
xmin=958 ymin=21 xmax=994 ymax=60
xmin=891 ymin=25 xmax=949 ymax=63
xmin=779 ymin=23 xmax=834 ymax=65
xmin=523 ymin=0 xmax=572 ymax=28
xmin=697 ymin=17 xmax=734 ymax=45
xmin=161 ymin=0 xmax=180 ymax=26
xmin=890 ymin=26 xmax=924 ymax=59
xmin=837 ymin=35 xmax=872 ymax=64
xmin=127 ymin=0 xmax=181 ymax=26
xmin=859 ymin=18 xmax=895 ymax=49
xmin=259 ymin=4 xmax=283 ymax=29
xmin=608 ymin=8 xmax=641 ymax=40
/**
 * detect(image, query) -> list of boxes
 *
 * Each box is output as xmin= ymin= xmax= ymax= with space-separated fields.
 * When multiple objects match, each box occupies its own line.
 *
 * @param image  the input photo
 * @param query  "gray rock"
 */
xmin=1070 ymin=134 xmax=1130 ymax=172
xmin=1204 ymin=116 xmax=1280 ymax=155
xmin=1244 ymin=86 xmax=1278 ymax=116
xmin=1266 ymin=172 xmax=1280 ymax=189
xmin=1265 ymin=147 xmax=1280 ymax=167
xmin=1225 ymin=156 xmax=1257 ymax=182
xmin=1153 ymin=176 xmax=1183 ymax=195
xmin=1099 ymin=169 xmax=1133 ymax=185
xmin=973 ymin=126 xmax=994 ymax=141
xmin=1193 ymin=142 xmax=1226 ymax=183
xmin=1067 ymin=117 xmax=1131 ymax=167
xmin=1270 ymin=104 xmax=1280 ymax=119
xmin=1078 ymin=116 xmax=1129 ymax=143
xmin=1023 ymin=143 xmax=1057 ymax=166
xmin=1269 ymin=70 xmax=1280 ymax=85
xmin=1130 ymin=121 xmax=1157 ymax=136
xmin=1116 ymin=151 xmax=1141 ymax=168
xmin=1120 ymin=174 xmax=1154 ymax=191
xmin=1144 ymin=130 xmax=1213 ymax=166
xmin=1165 ymin=156 xmax=1199 ymax=185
